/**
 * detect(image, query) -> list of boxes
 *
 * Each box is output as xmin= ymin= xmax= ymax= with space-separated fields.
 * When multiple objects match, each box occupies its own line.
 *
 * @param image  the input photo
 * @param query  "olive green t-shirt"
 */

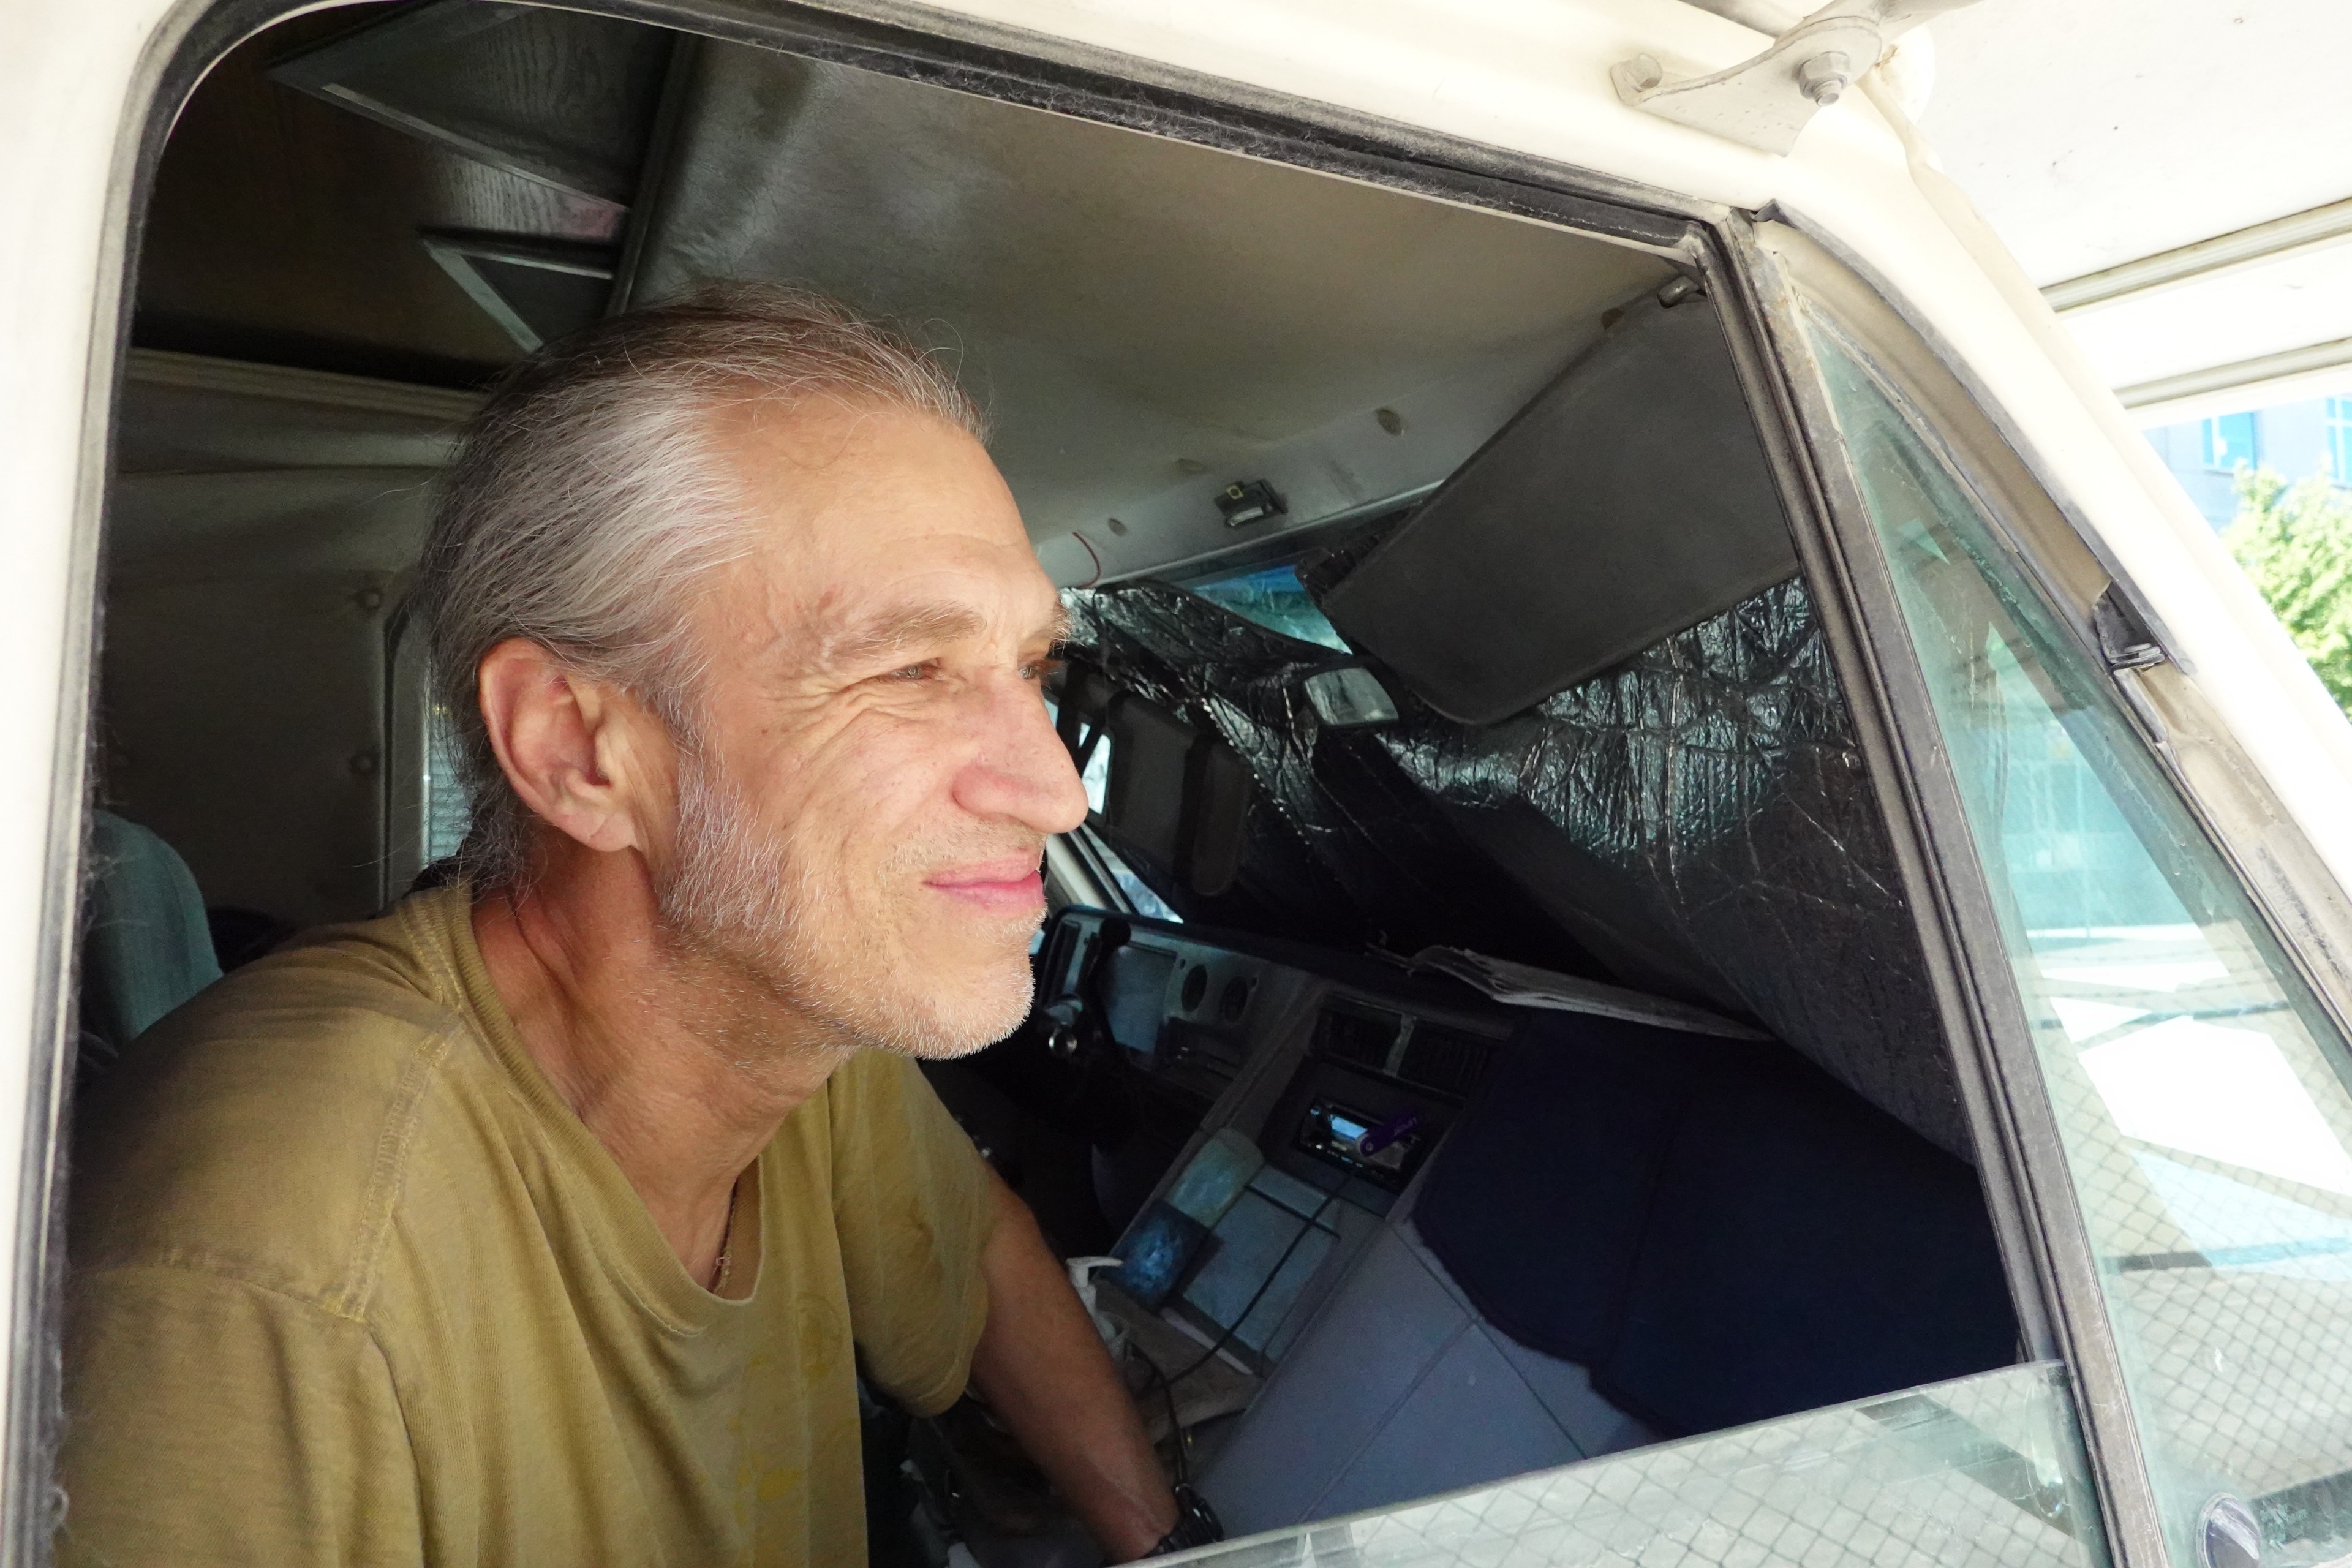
xmin=59 ymin=884 xmax=997 ymax=1566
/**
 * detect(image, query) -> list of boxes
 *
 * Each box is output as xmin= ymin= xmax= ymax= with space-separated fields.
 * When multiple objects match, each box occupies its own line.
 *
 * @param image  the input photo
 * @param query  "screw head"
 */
xmin=1624 ymin=53 xmax=1664 ymax=92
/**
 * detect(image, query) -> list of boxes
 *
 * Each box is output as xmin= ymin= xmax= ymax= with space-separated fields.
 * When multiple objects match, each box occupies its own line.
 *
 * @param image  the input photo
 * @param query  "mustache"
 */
xmin=901 ymin=835 xmax=1049 ymax=878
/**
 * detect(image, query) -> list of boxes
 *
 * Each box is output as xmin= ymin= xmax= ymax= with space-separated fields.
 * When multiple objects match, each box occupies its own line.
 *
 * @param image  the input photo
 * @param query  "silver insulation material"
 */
xmin=1068 ymin=578 xmax=1969 ymax=1160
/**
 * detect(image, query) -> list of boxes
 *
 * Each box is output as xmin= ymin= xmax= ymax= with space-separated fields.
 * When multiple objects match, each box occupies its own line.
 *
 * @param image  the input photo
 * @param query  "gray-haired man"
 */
xmin=61 ymin=287 xmax=1182 ymax=1566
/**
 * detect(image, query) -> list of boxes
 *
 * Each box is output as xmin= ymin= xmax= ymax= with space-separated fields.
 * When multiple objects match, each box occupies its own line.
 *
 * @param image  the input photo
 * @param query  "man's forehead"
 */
xmin=707 ymin=399 xmax=1059 ymax=663
xmin=717 ymin=396 xmax=1014 ymax=538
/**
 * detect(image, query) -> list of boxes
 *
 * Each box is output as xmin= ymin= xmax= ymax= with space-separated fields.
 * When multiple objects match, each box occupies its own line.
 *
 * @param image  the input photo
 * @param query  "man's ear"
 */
xmin=476 ymin=639 xmax=668 ymax=857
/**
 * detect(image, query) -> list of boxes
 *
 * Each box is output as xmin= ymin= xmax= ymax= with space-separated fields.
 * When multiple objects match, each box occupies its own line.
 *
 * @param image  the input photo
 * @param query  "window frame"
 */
xmin=40 ymin=0 xmax=2145 ymax=1559
xmin=1731 ymin=216 xmax=2352 ymax=1568
xmin=1709 ymin=226 xmax=2147 ymax=1548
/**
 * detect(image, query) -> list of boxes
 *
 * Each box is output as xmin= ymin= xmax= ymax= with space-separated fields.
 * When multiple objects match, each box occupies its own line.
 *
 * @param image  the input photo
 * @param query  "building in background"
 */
xmin=1918 ymin=0 xmax=2352 ymax=537
xmin=2145 ymin=394 xmax=2352 ymax=529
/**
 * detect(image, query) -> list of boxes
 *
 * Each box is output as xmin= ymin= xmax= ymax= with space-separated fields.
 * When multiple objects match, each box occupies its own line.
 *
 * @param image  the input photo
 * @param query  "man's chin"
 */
xmin=834 ymin=935 xmax=1038 ymax=1062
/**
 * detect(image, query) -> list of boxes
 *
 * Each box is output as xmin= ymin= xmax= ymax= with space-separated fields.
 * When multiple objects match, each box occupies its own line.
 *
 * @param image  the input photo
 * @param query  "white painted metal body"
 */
xmin=6 ymin=0 xmax=2351 ymax=1506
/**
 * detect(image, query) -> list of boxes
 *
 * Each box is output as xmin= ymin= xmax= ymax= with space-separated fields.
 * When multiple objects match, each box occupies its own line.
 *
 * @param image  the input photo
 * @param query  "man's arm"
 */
xmin=60 ymin=1264 xmax=422 ymax=1567
xmin=967 ymin=1173 xmax=1178 ymax=1562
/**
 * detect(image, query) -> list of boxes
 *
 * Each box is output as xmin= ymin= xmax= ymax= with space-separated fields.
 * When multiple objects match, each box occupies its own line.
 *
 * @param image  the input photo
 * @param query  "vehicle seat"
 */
xmin=78 ymin=810 xmax=221 ymax=1076
xmin=1198 ymin=1194 xmax=1656 ymax=1536
xmin=1199 ymin=1008 xmax=2016 ymax=1532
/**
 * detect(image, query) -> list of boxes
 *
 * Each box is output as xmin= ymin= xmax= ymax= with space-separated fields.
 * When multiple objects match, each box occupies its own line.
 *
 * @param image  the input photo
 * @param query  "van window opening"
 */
xmin=68 ymin=6 xmax=2065 ymax=1566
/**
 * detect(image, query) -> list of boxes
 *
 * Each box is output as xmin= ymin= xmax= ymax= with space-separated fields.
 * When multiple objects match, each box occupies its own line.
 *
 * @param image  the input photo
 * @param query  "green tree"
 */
xmin=2223 ymin=465 xmax=2352 ymax=715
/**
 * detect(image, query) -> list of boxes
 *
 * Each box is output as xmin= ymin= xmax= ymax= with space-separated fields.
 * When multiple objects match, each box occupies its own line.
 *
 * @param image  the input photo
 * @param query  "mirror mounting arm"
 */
xmin=1612 ymin=0 xmax=1981 ymax=155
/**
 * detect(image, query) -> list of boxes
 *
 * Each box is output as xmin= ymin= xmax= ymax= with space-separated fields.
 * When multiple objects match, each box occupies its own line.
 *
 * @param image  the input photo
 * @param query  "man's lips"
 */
xmin=925 ymin=856 xmax=1046 ymax=911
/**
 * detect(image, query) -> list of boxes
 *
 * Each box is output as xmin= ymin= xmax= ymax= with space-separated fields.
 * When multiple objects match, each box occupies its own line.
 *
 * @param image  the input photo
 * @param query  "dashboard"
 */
xmin=1027 ymin=907 xmax=1517 ymax=1371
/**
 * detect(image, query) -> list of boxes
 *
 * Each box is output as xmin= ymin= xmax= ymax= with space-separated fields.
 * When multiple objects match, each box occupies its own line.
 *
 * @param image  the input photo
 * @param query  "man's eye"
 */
xmin=1022 ymin=657 xmax=1066 ymax=685
xmin=882 ymin=662 xmax=940 ymax=684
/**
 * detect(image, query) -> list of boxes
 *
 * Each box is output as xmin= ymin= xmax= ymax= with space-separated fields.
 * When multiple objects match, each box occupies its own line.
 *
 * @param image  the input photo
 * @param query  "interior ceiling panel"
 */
xmin=635 ymin=43 xmax=1674 ymax=551
xmin=271 ymin=0 xmax=674 ymax=206
xmin=134 ymin=6 xmax=642 ymax=386
xmin=140 ymin=4 xmax=1672 ymax=557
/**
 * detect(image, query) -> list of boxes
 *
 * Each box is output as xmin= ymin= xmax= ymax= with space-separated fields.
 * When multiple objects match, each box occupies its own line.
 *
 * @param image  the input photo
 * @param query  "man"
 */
xmin=61 ymin=286 xmax=1197 ymax=1565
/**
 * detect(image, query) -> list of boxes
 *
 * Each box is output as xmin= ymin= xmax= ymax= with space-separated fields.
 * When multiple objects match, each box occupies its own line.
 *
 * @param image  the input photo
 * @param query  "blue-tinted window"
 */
xmin=2327 ymin=397 xmax=2352 ymax=483
xmin=2201 ymin=410 xmax=2260 ymax=470
xmin=1816 ymin=322 xmax=2352 ymax=1568
xmin=1188 ymin=564 xmax=1351 ymax=652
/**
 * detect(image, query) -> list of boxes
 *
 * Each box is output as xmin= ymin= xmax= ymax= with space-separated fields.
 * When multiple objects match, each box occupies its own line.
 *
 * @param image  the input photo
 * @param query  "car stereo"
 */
xmin=1292 ymin=1096 xmax=1430 ymax=1193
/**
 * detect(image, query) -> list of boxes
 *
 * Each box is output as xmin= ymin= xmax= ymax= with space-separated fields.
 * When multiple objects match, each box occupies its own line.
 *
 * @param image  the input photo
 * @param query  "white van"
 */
xmin=12 ymin=2 xmax=2352 ymax=1566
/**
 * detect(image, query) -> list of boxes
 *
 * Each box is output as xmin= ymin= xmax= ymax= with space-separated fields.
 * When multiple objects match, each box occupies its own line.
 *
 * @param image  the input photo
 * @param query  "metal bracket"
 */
xmin=1615 ymin=0 xmax=1979 ymax=154
xmin=2094 ymin=582 xmax=2169 ymax=673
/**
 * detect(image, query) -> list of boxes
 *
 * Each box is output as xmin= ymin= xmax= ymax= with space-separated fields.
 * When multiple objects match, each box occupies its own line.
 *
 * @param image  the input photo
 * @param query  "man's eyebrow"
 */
xmin=818 ymin=603 xmax=990 ymax=672
xmin=812 ymin=601 xmax=1073 ymax=674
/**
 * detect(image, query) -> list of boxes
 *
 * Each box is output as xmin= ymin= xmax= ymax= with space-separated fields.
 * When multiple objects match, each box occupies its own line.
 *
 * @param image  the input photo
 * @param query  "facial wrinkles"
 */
xmin=652 ymin=735 xmax=1042 ymax=1061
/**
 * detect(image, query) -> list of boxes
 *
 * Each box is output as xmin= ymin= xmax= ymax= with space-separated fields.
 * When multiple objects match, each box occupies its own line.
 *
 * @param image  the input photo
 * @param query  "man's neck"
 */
xmin=470 ymin=845 xmax=852 ymax=1286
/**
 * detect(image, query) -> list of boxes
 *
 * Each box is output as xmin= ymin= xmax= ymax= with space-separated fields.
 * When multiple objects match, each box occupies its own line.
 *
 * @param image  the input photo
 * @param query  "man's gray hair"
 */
xmin=410 ymin=282 xmax=987 ymax=890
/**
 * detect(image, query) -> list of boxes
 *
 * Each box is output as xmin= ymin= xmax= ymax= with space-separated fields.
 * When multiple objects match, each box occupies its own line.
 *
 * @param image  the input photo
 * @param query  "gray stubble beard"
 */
xmin=654 ymin=748 xmax=1038 ymax=1061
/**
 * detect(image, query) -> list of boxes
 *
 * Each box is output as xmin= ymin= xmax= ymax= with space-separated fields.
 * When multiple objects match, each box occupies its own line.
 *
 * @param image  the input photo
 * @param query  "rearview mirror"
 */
xmin=1303 ymin=666 xmax=1400 ymax=728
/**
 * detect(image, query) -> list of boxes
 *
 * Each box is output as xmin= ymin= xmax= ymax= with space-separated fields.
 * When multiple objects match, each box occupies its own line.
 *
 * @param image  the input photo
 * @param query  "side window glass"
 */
xmin=386 ymin=614 xmax=474 ymax=893
xmin=1183 ymin=1363 xmax=2102 ymax=1568
xmin=423 ymin=700 xmax=472 ymax=867
xmin=1043 ymin=698 xmax=1182 ymax=922
xmin=1809 ymin=320 xmax=2352 ymax=1568
xmin=1076 ymin=822 xmax=1183 ymax=924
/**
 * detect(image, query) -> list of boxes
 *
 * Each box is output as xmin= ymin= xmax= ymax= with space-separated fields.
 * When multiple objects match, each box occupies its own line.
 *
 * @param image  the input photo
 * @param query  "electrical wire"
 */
xmin=1129 ymin=1171 xmax=1355 ymax=1483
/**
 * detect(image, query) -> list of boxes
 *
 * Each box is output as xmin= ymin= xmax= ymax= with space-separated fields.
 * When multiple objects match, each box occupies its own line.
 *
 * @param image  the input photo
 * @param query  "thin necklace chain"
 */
xmin=710 ymin=1180 xmax=740 ymax=1293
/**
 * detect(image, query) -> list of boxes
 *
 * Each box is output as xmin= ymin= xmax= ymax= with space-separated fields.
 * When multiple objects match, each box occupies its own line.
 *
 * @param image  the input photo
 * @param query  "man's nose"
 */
xmin=952 ymin=674 xmax=1090 ymax=835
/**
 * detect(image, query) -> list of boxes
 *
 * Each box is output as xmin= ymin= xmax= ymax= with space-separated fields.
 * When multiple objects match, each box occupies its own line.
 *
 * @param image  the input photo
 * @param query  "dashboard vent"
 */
xmin=1314 ymin=1000 xmax=1403 ymax=1072
xmin=1399 ymin=1024 xmax=1494 ymax=1098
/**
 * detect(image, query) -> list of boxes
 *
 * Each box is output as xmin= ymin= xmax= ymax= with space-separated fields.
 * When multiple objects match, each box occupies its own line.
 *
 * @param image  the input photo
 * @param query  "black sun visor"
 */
xmin=1321 ymin=292 xmax=1798 ymax=725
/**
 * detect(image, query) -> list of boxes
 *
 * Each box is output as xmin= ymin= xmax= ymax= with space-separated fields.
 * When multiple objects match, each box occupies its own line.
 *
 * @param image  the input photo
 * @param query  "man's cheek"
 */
xmin=803 ymin=765 xmax=929 ymax=875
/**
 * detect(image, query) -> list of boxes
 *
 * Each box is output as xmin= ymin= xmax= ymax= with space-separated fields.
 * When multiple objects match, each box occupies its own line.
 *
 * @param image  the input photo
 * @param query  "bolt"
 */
xmin=1623 ymin=53 xmax=1664 ymax=92
xmin=355 ymin=587 xmax=385 ymax=612
xmin=1800 ymin=51 xmax=1850 ymax=105
xmin=1106 ymin=516 xmax=1129 ymax=537
xmin=1375 ymin=407 xmax=1404 ymax=435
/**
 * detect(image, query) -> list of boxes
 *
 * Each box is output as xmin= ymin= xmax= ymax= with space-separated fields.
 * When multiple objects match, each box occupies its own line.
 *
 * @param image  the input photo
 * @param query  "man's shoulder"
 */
xmin=72 ymin=893 xmax=491 ymax=1316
